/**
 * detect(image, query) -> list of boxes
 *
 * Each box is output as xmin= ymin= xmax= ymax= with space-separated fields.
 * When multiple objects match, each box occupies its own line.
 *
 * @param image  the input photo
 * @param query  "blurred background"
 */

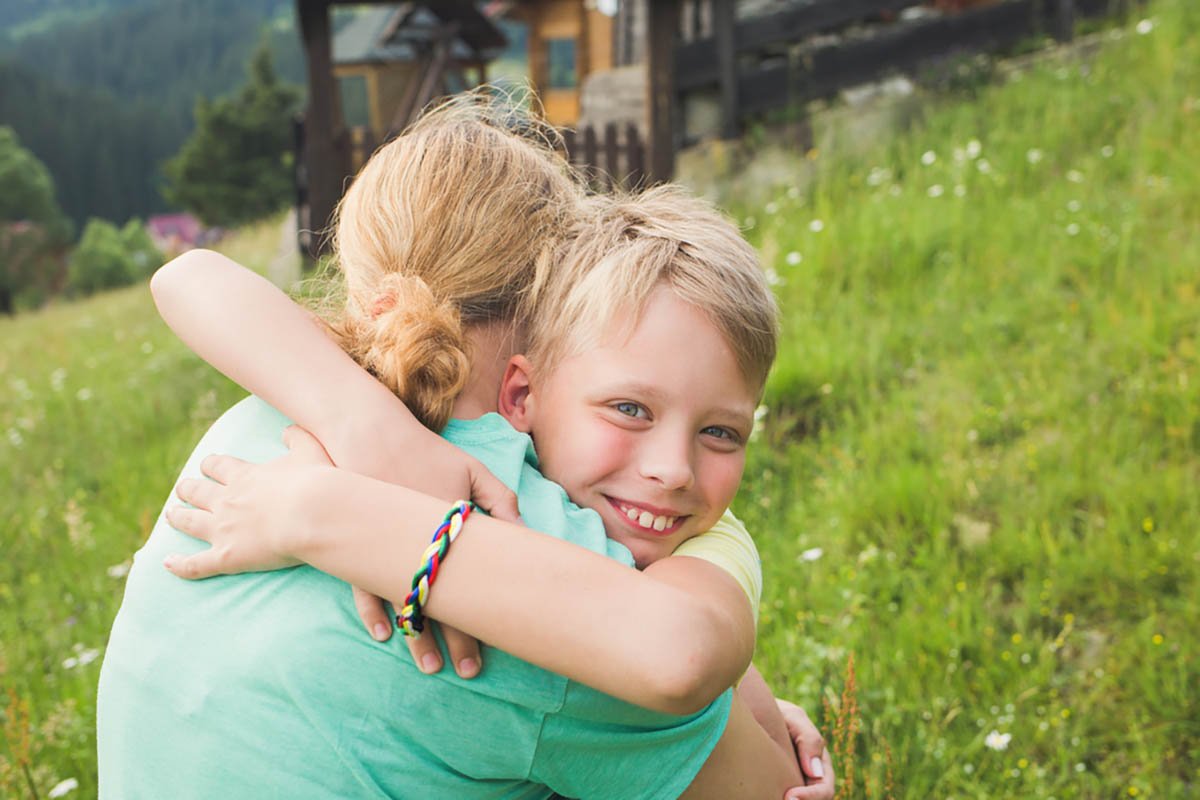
xmin=1 ymin=1 xmax=1196 ymax=797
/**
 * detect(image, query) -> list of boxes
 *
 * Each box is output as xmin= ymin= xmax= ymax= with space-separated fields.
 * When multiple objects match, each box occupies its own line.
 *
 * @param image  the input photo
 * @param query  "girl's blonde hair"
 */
xmin=527 ymin=185 xmax=779 ymax=392
xmin=315 ymin=93 xmax=582 ymax=430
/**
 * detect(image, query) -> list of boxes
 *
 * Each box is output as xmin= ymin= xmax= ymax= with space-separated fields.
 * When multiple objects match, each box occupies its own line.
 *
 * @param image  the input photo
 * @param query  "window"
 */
xmin=338 ymin=74 xmax=370 ymax=128
xmin=546 ymin=38 xmax=577 ymax=89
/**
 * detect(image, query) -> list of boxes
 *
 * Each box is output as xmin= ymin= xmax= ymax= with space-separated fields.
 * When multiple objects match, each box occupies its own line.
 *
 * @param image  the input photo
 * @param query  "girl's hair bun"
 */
xmin=345 ymin=273 xmax=469 ymax=431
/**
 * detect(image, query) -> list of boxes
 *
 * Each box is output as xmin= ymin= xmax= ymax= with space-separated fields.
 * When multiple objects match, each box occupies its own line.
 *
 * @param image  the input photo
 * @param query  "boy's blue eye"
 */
xmin=702 ymin=426 xmax=740 ymax=443
xmin=614 ymin=402 xmax=645 ymax=418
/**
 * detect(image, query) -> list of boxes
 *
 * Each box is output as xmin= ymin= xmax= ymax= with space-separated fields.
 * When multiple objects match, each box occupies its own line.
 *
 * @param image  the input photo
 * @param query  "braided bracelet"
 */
xmin=396 ymin=500 xmax=477 ymax=637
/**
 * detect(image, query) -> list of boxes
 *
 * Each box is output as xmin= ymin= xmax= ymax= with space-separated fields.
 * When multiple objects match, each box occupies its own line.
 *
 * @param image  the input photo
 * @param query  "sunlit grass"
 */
xmin=734 ymin=3 xmax=1199 ymax=796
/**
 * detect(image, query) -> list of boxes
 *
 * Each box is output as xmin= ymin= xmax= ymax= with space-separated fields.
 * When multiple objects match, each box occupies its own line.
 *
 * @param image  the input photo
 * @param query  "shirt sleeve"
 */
xmin=531 ymin=685 xmax=734 ymax=800
xmin=672 ymin=509 xmax=763 ymax=623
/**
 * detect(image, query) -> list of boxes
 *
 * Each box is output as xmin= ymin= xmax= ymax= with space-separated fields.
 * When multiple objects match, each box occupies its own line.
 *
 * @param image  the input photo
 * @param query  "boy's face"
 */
xmin=501 ymin=286 xmax=758 ymax=568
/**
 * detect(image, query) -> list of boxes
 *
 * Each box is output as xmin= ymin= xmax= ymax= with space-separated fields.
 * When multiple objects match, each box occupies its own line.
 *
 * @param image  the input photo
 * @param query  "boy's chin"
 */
xmin=617 ymin=536 xmax=673 ymax=571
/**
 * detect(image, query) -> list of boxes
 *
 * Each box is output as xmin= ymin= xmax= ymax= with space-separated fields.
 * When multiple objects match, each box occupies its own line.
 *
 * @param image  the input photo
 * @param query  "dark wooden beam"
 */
xmin=646 ymin=0 xmax=681 ymax=183
xmin=297 ymin=0 xmax=345 ymax=254
xmin=713 ymin=0 xmax=738 ymax=139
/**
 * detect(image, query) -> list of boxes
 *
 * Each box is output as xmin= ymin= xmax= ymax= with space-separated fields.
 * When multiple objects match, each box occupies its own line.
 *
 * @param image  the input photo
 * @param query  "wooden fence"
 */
xmin=657 ymin=0 xmax=1126 ymax=158
xmin=560 ymin=123 xmax=647 ymax=192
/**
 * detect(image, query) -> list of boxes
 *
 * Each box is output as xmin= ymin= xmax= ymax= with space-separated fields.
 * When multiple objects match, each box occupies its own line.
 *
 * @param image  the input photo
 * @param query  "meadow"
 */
xmin=2 ymin=1 xmax=1197 ymax=797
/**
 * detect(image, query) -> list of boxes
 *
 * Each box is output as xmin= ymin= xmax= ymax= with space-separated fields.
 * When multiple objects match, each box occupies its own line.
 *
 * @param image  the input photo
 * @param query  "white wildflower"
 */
xmin=866 ymin=166 xmax=891 ymax=187
xmin=76 ymin=388 xmax=93 ymax=402
xmin=1067 ymin=169 xmax=1084 ymax=183
xmin=1026 ymin=148 xmax=1044 ymax=165
xmin=1066 ymin=223 xmax=1080 ymax=236
xmin=787 ymin=185 xmax=801 ymax=199
xmin=1135 ymin=18 xmax=1154 ymax=35
xmin=764 ymin=267 xmax=785 ymax=287
xmin=765 ymin=201 xmax=779 ymax=215
xmin=921 ymin=150 xmax=937 ymax=166
xmin=808 ymin=219 xmax=824 ymax=233
xmin=6 ymin=429 xmax=23 ymax=447
xmin=1067 ymin=200 xmax=1081 ymax=213
xmin=976 ymin=159 xmax=992 ymax=174
xmin=953 ymin=147 xmax=966 ymax=163
xmin=50 ymin=367 xmax=68 ymax=392
xmin=77 ymin=648 xmax=100 ymax=666
xmin=48 ymin=778 xmax=79 ymax=798
xmin=889 ymin=184 xmax=902 ymax=197
xmin=985 ymin=730 xmax=1012 ymax=751
xmin=800 ymin=547 xmax=824 ymax=562
xmin=954 ymin=185 xmax=967 ymax=197
xmin=785 ymin=251 xmax=803 ymax=266
xmin=62 ymin=657 xmax=79 ymax=670
xmin=140 ymin=341 xmax=154 ymax=354
xmin=1101 ymin=145 xmax=1114 ymax=158
xmin=966 ymin=139 xmax=982 ymax=159
xmin=107 ymin=561 xmax=131 ymax=579
xmin=743 ymin=216 xmax=756 ymax=229
xmin=927 ymin=184 xmax=945 ymax=198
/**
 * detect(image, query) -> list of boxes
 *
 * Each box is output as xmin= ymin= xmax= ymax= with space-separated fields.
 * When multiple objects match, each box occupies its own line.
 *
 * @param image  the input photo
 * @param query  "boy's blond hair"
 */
xmin=526 ymin=185 xmax=779 ymax=392
xmin=314 ymin=92 xmax=583 ymax=430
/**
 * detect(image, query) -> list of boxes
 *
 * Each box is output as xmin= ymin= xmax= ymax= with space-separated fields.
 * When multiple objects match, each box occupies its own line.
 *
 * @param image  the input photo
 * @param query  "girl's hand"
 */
xmin=778 ymin=699 xmax=835 ymax=800
xmin=163 ymin=426 xmax=332 ymax=578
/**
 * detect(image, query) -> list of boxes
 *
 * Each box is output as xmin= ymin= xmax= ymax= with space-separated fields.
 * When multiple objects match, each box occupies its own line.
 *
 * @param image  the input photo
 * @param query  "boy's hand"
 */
xmin=402 ymin=623 xmax=484 ymax=679
xmin=778 ymin=699 xmax=835 ymax=800
xmin=163 ymin=426 xmax=332 ymax=578
xmin=327 ymin=405 xmax=521 ymax=660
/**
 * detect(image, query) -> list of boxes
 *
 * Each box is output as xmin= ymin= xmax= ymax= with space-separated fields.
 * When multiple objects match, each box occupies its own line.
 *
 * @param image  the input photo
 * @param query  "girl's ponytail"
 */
xmin=332 ymin=273 xmax=469 ymax=431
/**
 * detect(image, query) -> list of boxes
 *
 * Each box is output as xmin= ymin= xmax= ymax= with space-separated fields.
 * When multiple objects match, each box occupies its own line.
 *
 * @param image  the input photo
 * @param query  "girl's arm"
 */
xmin=168 ymin=427 xmax=740 ymax=715
xmin=150 ymin=250 xmax=519 ymax=521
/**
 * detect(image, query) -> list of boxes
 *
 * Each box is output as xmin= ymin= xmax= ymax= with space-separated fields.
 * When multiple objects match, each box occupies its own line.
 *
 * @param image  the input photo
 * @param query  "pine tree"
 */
xmin=163 ymin=42 xmax=300 ymax=227
xmin=0 ymin=126 xmax=70 ymax=313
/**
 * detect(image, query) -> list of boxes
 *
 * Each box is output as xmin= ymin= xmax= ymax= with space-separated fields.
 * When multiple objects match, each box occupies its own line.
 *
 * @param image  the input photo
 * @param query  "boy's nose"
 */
xmin=638 ymin=435 xmax=695 ymax=491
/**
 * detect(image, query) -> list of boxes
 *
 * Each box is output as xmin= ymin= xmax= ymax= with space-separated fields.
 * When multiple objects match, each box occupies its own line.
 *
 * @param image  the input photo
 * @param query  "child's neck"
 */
xmin=451 ymin=320 xmax=519 ymax=420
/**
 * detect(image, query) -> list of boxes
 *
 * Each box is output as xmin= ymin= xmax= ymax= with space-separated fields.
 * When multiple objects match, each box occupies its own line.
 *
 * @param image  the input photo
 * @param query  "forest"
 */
xmin=0 ymin=0 xmax=305 ymax=228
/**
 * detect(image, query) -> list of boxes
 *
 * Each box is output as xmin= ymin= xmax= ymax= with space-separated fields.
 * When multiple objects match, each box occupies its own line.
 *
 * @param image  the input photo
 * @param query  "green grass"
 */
xmin=2 ymin=5 xmax=1198 ymax=797
xmin=732 ymin=4 xmax=1199 ymax=797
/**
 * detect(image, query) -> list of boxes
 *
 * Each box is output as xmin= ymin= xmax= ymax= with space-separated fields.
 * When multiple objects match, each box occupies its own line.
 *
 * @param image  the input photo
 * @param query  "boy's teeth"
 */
xmin=618 ymin=503 xmax=677 ymax=531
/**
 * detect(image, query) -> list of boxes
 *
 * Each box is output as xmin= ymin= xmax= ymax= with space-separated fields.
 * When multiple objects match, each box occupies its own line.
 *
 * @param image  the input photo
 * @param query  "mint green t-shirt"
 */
xmin=98 ymin=397 xmax=731 ymax=799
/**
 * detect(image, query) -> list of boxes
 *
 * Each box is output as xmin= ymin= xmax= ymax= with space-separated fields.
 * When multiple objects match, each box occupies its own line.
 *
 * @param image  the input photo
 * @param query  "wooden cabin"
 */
xmin=504 ymin=0 xmax=617 ymax=127
xmin=332 ymin=3 xmax=505 ymax=166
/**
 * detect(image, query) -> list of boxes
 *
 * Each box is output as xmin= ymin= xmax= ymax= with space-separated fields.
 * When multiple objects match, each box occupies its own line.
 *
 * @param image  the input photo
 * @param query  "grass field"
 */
xmin=2 ymin=2 xmax=1197 ymax=797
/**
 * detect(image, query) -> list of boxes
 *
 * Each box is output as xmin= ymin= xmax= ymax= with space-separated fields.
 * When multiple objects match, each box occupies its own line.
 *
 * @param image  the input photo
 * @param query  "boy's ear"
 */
xmin=498 ymin=355 xmax=536 ymax=433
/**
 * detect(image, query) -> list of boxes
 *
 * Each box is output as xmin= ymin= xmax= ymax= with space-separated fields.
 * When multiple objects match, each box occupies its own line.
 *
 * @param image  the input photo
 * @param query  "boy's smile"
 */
xmin=500 ymin=286 xmax=758 ymax=568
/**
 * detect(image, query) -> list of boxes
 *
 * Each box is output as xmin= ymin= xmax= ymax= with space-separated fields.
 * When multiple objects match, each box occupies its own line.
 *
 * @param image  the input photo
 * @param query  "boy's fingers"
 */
xmin=165 ymin=505 xmax=213 ymax=542
xmin=163 ymin=549 xmax=223 ymax=581
xmin=199 ymin=453 xmax=250 ymax=485
xmin=441 ymin=624 xmax=483 ymax=678
xmin=404 ymin=629 xmax=444 ymax=675
xmin=175 ymin=477 xmax=222 ymax=512
xmin=352 ymin=586 xmax=393 ymax=642
xmin=468 ymin=465 xmax=521 ymax=523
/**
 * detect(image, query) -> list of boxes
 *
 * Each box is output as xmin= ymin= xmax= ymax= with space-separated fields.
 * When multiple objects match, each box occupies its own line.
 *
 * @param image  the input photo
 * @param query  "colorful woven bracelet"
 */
xmin=396 ymin=500 xmax=476 ymax=637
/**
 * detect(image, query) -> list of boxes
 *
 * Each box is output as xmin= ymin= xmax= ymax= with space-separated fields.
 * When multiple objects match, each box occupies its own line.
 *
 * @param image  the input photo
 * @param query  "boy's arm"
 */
xmin=680 ymin=693 xmax=803 ymax=800
xmin=738 ymin=663 xmax=793 ymax=755
xmin=166 ymin=430 xmax=750 ymax=716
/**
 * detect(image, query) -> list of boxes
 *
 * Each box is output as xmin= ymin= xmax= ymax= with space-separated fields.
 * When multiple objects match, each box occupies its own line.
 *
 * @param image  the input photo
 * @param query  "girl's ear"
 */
xmin=498 ymin=355 xmax=536 ymax=433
